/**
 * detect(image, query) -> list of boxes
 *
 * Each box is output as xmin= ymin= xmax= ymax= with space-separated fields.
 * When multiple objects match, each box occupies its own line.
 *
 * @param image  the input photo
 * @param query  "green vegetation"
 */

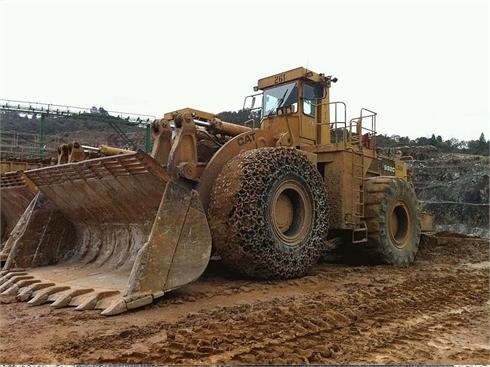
xmin=217 ymin=110 xmax=261 ymax=127
xmin=377 ymin=132 xmax=490 ymax=156
xmin=218 ymin=109 xmax=489 ymax=156
xmin=2 ymin=109 xmax=489 ymax=157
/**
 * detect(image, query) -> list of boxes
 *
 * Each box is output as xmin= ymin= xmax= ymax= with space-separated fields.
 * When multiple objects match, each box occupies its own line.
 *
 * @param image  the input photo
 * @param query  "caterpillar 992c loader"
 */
xmin=0 ymin=67 xmax=421 ymax=315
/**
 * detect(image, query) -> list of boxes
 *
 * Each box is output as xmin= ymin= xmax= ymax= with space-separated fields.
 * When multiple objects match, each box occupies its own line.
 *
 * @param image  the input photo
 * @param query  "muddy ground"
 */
xmin=0 ymin=233 xmax=489 ymax=365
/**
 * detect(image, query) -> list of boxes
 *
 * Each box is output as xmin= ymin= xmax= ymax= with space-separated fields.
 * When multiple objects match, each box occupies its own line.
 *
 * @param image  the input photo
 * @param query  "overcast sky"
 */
xmin=0 ymin=0 xmax=488 ymax=140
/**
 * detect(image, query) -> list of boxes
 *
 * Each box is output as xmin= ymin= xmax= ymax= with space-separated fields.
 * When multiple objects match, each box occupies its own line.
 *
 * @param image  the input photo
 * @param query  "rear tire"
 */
xmin=364 ymin=177 xmax=421 ymax=265
xmin=208 ymin=147 xmax=329 ymax=279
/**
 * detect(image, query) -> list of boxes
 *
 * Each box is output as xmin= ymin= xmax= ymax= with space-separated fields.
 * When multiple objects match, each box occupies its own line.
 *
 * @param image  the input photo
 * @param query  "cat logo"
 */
xmin=237 ymin=132 xmax=256 ymax=146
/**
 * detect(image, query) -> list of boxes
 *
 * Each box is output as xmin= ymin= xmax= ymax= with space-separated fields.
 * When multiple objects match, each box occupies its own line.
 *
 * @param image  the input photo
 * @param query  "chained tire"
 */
xmin=208 ymin=147 xmax=329 ymax=279
xmin=364 ymin=177 xmax=421 ymax=265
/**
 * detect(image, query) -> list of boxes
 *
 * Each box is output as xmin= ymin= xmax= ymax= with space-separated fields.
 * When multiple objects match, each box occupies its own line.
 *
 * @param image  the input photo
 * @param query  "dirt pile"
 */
xmin=401 ymin=146 xmax=489 ymax=237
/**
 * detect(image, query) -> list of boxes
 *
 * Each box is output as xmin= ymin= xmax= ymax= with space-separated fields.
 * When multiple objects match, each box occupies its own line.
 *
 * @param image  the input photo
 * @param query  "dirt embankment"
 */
xmin=402 ymin=147 xmax=489 ymax=237
xmin=1 ymin=233 xmax=488 ymax=365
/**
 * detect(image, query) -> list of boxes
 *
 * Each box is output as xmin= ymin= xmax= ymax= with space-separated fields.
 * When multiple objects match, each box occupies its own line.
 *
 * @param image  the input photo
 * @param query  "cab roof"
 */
xmin=257 ymin=67 xmax=326 ymax=90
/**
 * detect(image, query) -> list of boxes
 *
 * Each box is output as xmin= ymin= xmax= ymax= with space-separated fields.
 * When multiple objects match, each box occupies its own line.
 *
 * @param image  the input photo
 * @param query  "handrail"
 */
xmin=348 ymin=107 xmax=377 ymax=149
xmin=314 ymin=101 xmax=347 ymax=126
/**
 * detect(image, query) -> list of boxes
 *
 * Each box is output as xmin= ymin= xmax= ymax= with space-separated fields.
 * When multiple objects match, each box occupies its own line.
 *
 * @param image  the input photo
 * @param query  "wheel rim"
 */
xmin=389 ymin=201 xmax=411 ymax=248
xmin=270 ymin=179 xmax=312 ymax=247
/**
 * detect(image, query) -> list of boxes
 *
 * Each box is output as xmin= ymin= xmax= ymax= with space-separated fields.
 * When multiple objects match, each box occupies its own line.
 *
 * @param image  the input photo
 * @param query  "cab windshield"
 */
xmin=262 ymin=82 xmax=298 ymax=116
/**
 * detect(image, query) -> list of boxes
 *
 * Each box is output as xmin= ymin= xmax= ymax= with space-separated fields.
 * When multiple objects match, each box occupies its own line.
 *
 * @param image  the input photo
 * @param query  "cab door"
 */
xmin=300 ymin=83 xmax=323 ymax=144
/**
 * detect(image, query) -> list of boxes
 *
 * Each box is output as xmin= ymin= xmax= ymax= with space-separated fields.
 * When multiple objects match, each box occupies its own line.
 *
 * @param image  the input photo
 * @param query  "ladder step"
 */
xmin=352 ymin=226 xmax=368 ymax=244
xmin=352 ymin=151 xmax=365 ymax=228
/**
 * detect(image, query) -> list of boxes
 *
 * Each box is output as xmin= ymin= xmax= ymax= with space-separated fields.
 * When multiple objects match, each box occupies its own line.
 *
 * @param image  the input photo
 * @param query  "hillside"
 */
xmin=0 ymin=111 xmax=146 ymax=160
xmin=402 ymin=146 xmax=489 ymax=237
xmin=1 ymin=110 xmax=488 ymax=237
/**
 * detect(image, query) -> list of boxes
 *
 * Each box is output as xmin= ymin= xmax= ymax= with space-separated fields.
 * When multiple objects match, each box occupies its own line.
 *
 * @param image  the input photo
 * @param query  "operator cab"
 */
xmin=244 ymin=67 xmax=376 ymax=150
xmin=261 ymin=81 xmax=326 ymax=119
xmin=257 ymin=68 xmax=332 ymax=118
xmin=244 ymin=67 xmax=336 ymax=146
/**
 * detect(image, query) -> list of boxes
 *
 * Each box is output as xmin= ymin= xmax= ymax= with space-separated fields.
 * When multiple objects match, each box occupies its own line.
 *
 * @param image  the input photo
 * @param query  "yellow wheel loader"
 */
xmin=0 ymin=67 xmax=422 ymax=315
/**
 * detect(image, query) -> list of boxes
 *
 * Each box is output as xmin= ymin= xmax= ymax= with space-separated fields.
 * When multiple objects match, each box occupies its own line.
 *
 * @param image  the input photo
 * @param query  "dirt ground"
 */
xmin=0 ymin=233 xmax=489 ymax=365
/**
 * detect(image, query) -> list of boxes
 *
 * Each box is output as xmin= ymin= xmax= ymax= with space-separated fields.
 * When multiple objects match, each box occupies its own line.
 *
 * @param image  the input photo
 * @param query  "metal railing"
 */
xmin=349 ymin=108 xmax=377 ymax=149
xmin=326 ymin=101 xmax=348 ymax=143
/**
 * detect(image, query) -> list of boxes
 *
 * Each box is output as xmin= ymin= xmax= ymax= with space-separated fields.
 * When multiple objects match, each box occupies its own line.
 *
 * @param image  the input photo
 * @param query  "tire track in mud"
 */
xmin=211 ymin=270 xmax=489 ymax=365
xmin=346 ymin=304 xmax=490 ymax=364
xmin=50 ymin=267 xmax=488 ymax=364
xmin=163 ymin=234 xmax=487 ymax=314
xmin=2 ymin=235 xmax=488 ymax=364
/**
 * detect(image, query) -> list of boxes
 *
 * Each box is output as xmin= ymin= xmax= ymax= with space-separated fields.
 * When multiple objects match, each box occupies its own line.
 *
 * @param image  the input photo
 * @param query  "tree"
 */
xmin=398 ymin=136 xmax=411 ymax=146
xmin=415 ymin=136 xmax=431 ymax=146
xmin=430 ymin=134 xmax=437 ymax=145
xmin=217 ymin=109 xmax=261 ymax=127
xmin=467 ymin=133 xmax=490 ymax=156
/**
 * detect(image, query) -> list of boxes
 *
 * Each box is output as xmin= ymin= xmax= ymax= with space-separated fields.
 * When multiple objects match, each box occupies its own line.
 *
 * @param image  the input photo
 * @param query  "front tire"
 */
xmin=208 ymin=147 xmax=329 ymax=279
xmin=364 ymin=177 xmax=421 ymax=265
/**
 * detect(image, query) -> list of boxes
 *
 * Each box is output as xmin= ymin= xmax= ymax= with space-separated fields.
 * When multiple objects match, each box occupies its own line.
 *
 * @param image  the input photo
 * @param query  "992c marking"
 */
xmin=383 ymin=164 xmax=395 ymax=173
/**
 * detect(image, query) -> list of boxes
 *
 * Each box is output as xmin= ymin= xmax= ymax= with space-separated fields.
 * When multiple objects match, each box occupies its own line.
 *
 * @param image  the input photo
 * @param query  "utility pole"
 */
xmin=145 ymin=124 xmax=152 ymax=153
xmin=39 ymin=114 xmax=45 ymax=158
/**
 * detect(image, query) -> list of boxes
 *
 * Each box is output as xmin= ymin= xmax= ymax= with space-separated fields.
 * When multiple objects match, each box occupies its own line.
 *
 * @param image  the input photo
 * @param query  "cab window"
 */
xmin=303 ymin=84 xmax=323 ymax=116
xmin=262 ymin=82 xmax=298 ymax=116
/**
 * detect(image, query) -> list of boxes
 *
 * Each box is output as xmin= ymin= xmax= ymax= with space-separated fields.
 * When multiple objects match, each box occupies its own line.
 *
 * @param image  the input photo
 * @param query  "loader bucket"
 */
xmin=0 ymin=151 xmax=212 ymax=315
xmin=1 ymin=171 xmax=36 ymax=258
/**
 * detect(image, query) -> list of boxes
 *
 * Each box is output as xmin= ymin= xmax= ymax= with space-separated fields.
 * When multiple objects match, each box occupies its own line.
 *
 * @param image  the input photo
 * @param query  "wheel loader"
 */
xmin=0 ymin=67 xmax=421 ymax=315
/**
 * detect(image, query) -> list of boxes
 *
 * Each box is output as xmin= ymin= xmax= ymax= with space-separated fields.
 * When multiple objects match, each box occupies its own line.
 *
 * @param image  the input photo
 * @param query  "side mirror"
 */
xmin=242 ymin=93 xmax=262 ymax=110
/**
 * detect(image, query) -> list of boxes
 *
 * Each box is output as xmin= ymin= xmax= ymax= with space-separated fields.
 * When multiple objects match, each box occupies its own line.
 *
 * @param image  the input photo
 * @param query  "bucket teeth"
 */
xmin=18 ymin=282 xmax=55 ymax=301
xmin=0 ymin=153 xmax=212 ymax=316
xmin=0 ymin=269 xmax=25 ymax=277
xmin=100 ymin=298 xmax=128 ymax=316
xmin=50 ymin=289 xmax=93 ymax=308
xmin=2 ymin=270 xmax=125 ymax=313
xmin=75 ymin=291 xmax=119 ymax=311
xmin=1 ymin=279 xmax=41 ymax=296
xmin=74 ymin=294 xmax=98 ymax=311
xmin=0 ymin=275 xmax=34 ymax=293
xmin=0 ymin=272 xmax=28 ymax=286
xmin=28 ymin=286 xmax=71 ymax=306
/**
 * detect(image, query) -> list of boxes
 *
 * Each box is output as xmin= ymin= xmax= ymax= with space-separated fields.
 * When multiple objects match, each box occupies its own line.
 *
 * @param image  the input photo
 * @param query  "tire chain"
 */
xmin=209 ymin=147 xmax=329 ymax=279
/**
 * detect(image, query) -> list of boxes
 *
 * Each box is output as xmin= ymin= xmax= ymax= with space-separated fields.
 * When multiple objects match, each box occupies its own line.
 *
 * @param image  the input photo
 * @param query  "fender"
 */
xmin=197 ymin=129 xmax=276 ymax=211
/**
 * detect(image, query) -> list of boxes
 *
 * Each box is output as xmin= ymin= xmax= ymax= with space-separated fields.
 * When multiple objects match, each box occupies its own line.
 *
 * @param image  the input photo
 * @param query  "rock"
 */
xmin=406 ymin=150 xmax=489 ymax=238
